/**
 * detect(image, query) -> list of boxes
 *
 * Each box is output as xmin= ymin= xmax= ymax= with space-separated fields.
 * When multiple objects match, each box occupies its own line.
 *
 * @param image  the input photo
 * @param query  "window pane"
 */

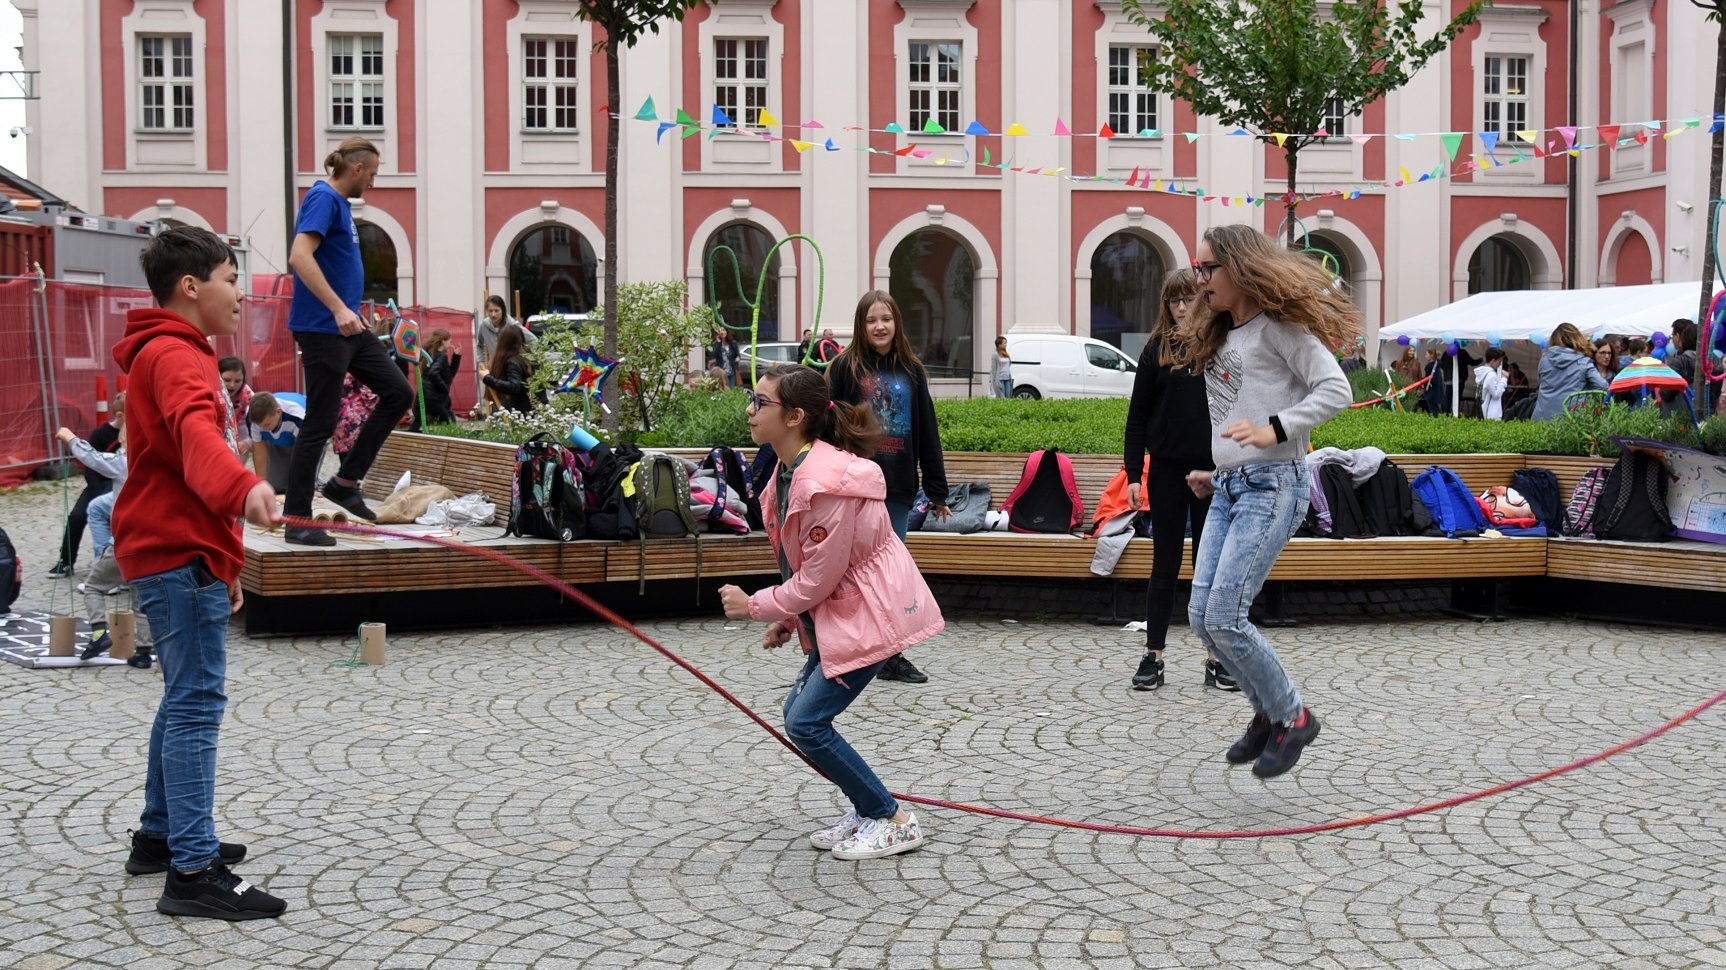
xmin=936 ymin=43 xmax=960 ymax=84
xmin=715 ymin=39 xmax=736 ymax=79
xmin=525 ymin=40 xmax=546 ymax=78
xmin=141 ymin=37 xmax=164 ymax=78
xmin=745 ymin=39 xmax=767 ymax=80
xmin=510 ymin=224 xmax=600 ymax=316
xmin=889 ymin=230 xmax=975 ymax=372
xmin=1088 ymin=233 xmax=1163 ymax=351
xmin=554 ymin=40 xmax=578 ymax=79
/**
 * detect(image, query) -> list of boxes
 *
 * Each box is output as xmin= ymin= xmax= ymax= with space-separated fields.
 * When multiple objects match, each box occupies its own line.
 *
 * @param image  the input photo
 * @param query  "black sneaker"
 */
xmin=1225 ymin=711 xmax=1274 ymax=764
xmin=1204 ymin=658 xmax=1242 ymax=692
xmin=284 ymin=525 xmax=337 ymax=547
xmin=319 ymin=479 xmax=377 ymax=522
xmin=47 ymin=561 xmax=73 ymax=578
xmin=1253 ymin=708 xmax=1321 ymax=779
xmin=1131 ymin=652 xmax=1164 ymax=691
xmin=126 ymin=830 xmax=248 ymax=875
xmin=877 ymin=654 xmax=929 ymax=684
xmin=157 ymin=861 xmax=285 ymax=921
xmin=81 ymin=630 xmax=112 ymax=661
xmin=127 ymin=649 xmax=154 ymax=669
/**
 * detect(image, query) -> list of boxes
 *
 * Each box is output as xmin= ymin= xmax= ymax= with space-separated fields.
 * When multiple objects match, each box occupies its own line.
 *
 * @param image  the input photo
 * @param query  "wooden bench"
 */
xmin=238 ymin=432 xmax=1721 ymax=634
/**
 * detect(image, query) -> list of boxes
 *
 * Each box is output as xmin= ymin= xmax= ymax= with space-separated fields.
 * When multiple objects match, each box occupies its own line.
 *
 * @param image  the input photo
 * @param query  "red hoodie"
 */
xmin=112 ymin=308 xmax=261 ymax=585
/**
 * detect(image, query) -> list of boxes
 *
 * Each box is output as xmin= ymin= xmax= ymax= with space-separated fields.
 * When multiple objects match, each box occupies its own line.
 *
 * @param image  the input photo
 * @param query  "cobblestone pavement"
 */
xmin=3 ymin=483 xmax=1724 ymax=970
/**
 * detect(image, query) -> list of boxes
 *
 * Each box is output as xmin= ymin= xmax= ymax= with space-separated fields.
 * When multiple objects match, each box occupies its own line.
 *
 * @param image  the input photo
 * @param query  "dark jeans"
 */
xmin=287 ymin=331 xmax=415 ymax=516
xmin=1144 ymin=457 xmax=1212 ymax=652
xmin=56 ymin=481 xmax=110 ymax=566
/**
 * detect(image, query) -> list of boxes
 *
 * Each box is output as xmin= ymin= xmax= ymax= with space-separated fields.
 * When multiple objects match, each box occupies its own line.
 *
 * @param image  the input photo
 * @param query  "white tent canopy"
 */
xmin=1378 ymin=281 xmax=1722 ymax=342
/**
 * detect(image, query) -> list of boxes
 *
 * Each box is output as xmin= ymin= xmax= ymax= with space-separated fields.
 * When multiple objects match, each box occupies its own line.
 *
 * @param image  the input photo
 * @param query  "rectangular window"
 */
xmin=1482 ymin=55 xmax=1530 ymax=142
xmin=330 ymin=33 xmax=385 ymax=130
xmin=523 ymin=37 xmax=580 ymax=132
xmin=1322 ymin=96 xmax=1347 ymax=138
xmin=713 ymin=38 xmax=768 ymax=128
xmin=1106 ymin=45 xmax=1158 ymax=135
xmin=907 ymin=41 xmax=961 ymax=133
xmin=139 ymin=35 xmax=194 ymax=131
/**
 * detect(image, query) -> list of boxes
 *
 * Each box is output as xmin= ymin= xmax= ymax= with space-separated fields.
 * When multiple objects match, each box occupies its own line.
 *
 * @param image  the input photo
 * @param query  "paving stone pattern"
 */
xmin=2 ymin=483 xmax=1724 ymax=969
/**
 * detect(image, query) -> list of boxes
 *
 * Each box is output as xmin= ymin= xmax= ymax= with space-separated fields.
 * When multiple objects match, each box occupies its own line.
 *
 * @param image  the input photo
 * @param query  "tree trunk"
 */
xmin=602 ymin=42 xmax=622 ymax=429
xmin=1697 ymin=18 xmax=1725 ymax=420
xmin=1284 ymin=143 xmax=1300 ymax=247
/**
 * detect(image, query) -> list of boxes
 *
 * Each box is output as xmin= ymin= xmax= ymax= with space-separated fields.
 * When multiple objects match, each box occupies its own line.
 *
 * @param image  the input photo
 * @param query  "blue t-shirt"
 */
xmin=256 ymin=392 xmax=306 ymax=449
xmin=287 ymin=180 xmax=363 ymax=334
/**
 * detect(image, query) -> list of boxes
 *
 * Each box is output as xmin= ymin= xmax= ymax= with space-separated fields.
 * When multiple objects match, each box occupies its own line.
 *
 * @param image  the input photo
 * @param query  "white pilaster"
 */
xmin=419 ymin=0 xmax=480 ymax=307
xmin=620 ymin=21 xmax=683 ymax=293
xmin=1002 ymin=0 xmax=1064 ymax=340
xmin=230 ymin=0 xmax=288 ymax=279
xmin=1382 ymin=5 xmax=1451 ymax=330
xmin=803 ymin=0 xmax=869 ymax=339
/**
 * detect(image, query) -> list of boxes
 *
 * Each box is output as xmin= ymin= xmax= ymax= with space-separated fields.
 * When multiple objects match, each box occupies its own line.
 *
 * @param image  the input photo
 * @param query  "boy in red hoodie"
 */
xmin=111 ymin=227 xmax=287 ymax=921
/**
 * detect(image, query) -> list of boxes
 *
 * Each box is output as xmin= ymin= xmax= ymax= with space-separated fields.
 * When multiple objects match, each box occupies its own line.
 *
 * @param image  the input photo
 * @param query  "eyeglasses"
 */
xmin=746 ymin=393 xmax=784 ymax=413
xmin=1169 ymin=296 xmax=1195 ymax=308
xmin=1192 ymin=261 xmax=1223 ymax=282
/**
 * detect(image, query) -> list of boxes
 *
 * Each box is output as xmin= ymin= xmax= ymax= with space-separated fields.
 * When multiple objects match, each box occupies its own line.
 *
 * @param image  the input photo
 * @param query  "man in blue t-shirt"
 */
xmin=282 ymin=136 xmax=413 ymax=546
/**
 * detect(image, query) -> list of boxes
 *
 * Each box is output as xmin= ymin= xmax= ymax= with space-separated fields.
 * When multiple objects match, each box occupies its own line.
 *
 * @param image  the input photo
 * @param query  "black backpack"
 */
xmin=1512 ymin=467 xmax=1566 ymax=534
xmin=1592 ymin=449 xmax=1674 ymax=542
xmin=1358 ymin=459 xmax=1423 ymax=537
xmin=1317 ymin=463 xmax=1371 ymax=538
xmin=0 ymin=526 xmax=19 ymax=613
xmin=576 ymin=442 xmax=640 ymax=541
xmin=699 ymin=446 xmax=763 ymax=531
xmin=508 ymin=434 xmax=586 ymax=541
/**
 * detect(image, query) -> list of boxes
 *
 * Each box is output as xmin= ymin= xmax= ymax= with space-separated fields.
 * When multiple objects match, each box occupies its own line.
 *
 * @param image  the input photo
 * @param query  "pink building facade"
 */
xmin=14 ymin=0 xmax=1722 ymax=386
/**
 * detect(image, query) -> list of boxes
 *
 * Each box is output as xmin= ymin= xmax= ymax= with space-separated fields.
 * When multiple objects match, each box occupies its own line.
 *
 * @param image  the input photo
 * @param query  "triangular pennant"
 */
xmin=656 ymin=121 xmax=676 ymax=143
xmin=1598 ymin=124 xmax=1621 ymax=147
xmin=675 ymin=108 xmax=698 ymax=127
xmin=1054 ymin=118 xmax=1072 ymax=136
xmin=912 ymin=149 xmax=932 ymax=158
xmin=1125 ymin=165 xmax=1141 ymax=187
xmin=1515 ymin=129 xmax=1537 ymax=144
xmin=1417 ymin=172 xmax=1430 ymax=182
xmin=965 ymin=120 xmax=990 ymax=136
xmin=1557 ymin=125 xmax=1578 ymax=148
xmin=1153 ymin=177 xmax=1164 ymax=192
xmin=681 ymin=125 xmax=701 ymax=140
xmin=1313 ymin=129 xmax=1329 ymax=139
xmin=1349 ymin=133 xmax=1372 ymax=145
xmin=712 ymin=105 xmax=735 ymax=127
xmin=922 ymin=117 xmax=946 ymax=134
xmin=1395 ymin=133 xmax=1417 ymax=142
xmin=1184 ymin=132 xmax=1200 ymax=144
xmin=802 ymin=120 xmax=824 ymax=129
xmin=1712 ymin=113 xmax=1725 ymax=134
xmin=1633 ymin=129 xmax=1650 ymax=145
xmin=1684 ymin=117 xmax=1702 ymax=129
xmin=1478 ymin=130 xmax=1499 ymax=154
xmin=1273 ymin=132 xmax=1289 ymax=147
xmin=1398 ymin=165 xmax=1414 ymax=185
xmin=1531 ymin=141 xmax=1545 ymax=157
xmin=1229 ymin=127 xmax=1250 ymax=136
xmin=1567 ymin=148 xmax=1582 ymax=157
xmin=757 ymin=108 xmax=779 ymax=128
xmin=790 ymin=140 xmax=814 ymax=152
xmin=824 ymin=138 xmax=839 ymax=151
xmin=884 ymin=121 xmax=905 ymax=134
xmin=982 ymin=147 xmax=991 ymax=166
xmin=1439 ymin=132 xmax=1464 ymax=161
xmin=634 ymin=96 xmax=659 ymax=122
xmin=1005 ymin=122 xmax=1029 ymax=136
xmin=1098 ymin=124 xmax=1115 ymax=139
xmin=1663 ymin=127 xmax=1684 ymax=141
xmin=1139 ymin=129 xmax=1159 ymax=137
xmin=1221 ymin=197 xmax=1232 ymax=206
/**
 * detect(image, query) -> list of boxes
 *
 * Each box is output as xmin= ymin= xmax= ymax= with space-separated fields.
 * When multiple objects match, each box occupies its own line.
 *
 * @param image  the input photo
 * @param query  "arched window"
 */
xmin=508 ymin=224 xmax=598 ymax=318
xmin=1089 ymin=232 xmax=1164 ymax=354
xmin=1467 ymin=236 xmax=1531 ymax=294
xmin=356 ymin=221 xmax=397 ymax=305
xmin=702 ymin=223 xmax=781 ymax=338
xmin=888 ymin=229 xmax=975 ymax=374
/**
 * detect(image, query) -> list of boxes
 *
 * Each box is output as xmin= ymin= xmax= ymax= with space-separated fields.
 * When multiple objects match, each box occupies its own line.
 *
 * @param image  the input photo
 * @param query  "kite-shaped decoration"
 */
xmin=556 ymin=345 xmax=620 ymax=400
xmin=1609 ymin=357 xmax=1690 ymax=396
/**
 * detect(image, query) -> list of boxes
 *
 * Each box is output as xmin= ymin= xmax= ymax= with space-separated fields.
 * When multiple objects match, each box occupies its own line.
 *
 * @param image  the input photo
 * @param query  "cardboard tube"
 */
xmin=359 ymin=622 xmax=386 ymax=666
xmin=107 ymin=608 xmax=136 ymax=659
xmin=47 ymin=616 xmax=76 ymax=656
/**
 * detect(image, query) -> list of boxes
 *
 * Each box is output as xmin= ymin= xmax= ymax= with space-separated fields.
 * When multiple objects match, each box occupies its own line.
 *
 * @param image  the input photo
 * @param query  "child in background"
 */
xmin=1475 ymin=347 xmax=1509 ymax=421
xmin=419 ymin=328 xmax=459 ymax=425
xmin=47 ymin=399 xmax=125 ymax=577
xmin=55 ymin=403 xmax=128 ymax=562
xmin=245 ymin=391 xmax=306 ymax=492
xmin=991 ymin=335 xmax=1013 ymax=398
xmin=218 ymin=357 xmax=254 ymax=451
xmin=718 ymin=365 xmax=944 ymax=860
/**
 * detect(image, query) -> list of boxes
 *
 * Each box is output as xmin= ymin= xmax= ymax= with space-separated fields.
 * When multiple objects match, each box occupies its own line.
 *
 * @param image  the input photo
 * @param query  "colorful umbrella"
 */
xmin=1609 ymin=356 xmax=1689 ymax=395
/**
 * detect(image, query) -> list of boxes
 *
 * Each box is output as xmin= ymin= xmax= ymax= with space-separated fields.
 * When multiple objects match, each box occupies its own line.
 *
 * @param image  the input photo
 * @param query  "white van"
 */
xmin=1005 ymin=334 xmax=1138 ymax=399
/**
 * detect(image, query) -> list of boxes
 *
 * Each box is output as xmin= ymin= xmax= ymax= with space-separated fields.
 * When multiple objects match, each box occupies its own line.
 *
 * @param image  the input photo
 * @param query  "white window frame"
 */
xmin=1469 ymin=4 xmax=1547 ymax=183
xmin=699 ymin=0 xmax=783 ymax=171
xmin=713 ymin=37 xmax=769 ymax=130
xmin=1104 ymin=44 xmax=1159 ymax=137
xmin=506 ymin=3 xmax=592 ymax=174
xmin=1481 ymin=55 xmax=1531 ymax=145
xmin=1093 ymin=2 xmax=1167 ymax=179
xmin=310 ymin=1 xmax=398 ymax=175
xmin=327 ymin=33 xmax=386 ymax=131
xmin=120 ymin=1 xmax=206 ymax=171
xmin=892 ymin=0 xmax=977 ymax=174
xmin=1605 ymin=0 xmax=1655 ymax=177
xmin=1321 ymin=96 xmax=1348 ymax=139
xmin=907 ymin=40 xmax=963 ymax=134
xmin=137 ymin=34 xmax=195 ymax=132
xmin=521 ymin=36 xmax=581 ymax=134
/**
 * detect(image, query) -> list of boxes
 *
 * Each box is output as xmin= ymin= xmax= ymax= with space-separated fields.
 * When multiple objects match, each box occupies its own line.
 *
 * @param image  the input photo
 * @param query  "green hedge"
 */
xmin=431 ymin=387 xmax=1719 ymax=458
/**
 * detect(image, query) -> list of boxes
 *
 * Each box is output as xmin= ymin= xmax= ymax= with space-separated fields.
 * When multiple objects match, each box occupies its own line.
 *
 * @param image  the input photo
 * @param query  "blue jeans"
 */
xmin=783 ymin=648 xmax=897 ymax=820
xmin=885 ymin=501 xmax=911 ymax=542
xmin=997 ymin=378 xmax=1013 ymax=399
xmin=131 ymin=561 xmax=231 ymax=871
xmin=1188 ymin=461 xmax=1309 ymax=724
xmin=87 ymin=491 xmax=117 ymax=559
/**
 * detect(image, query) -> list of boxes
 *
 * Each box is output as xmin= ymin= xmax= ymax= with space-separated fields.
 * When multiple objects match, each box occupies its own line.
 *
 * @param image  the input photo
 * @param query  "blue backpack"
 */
xmin=1410 ymin=465 xmax=1489 ymax=538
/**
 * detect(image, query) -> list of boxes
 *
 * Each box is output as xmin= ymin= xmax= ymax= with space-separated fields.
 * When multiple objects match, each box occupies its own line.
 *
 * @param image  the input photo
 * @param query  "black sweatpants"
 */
xmin=56 ymin=480 xmax=110 ymax=567
xmin=286 ymin=331 xmax=415 ymax=516
xmin=1143 ymin=456 xmax=1213 ymax=651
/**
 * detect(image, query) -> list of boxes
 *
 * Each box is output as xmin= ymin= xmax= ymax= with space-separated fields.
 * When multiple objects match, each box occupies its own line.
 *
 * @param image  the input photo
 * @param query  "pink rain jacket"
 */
xmin=750 ymin=439 xmax=945 ymax=678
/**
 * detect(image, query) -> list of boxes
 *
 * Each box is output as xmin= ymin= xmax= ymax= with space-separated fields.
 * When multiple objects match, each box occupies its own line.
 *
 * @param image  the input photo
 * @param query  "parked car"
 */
xmin=735 ymin=341 xmax=804 ymax=369
xmin=1006 ymin=334 xmax=1137 ymax=399
xmin=525 ymin=312 xmax=591 ymax=336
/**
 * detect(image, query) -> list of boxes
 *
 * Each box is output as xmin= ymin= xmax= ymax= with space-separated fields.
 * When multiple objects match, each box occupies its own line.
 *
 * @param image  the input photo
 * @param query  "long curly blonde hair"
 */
xmin=1176 ymin=224 xmax=1361 ymax=372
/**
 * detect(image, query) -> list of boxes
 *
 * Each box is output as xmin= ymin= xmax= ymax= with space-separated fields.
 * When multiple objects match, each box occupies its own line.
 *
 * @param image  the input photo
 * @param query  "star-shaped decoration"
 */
xmin=555 ymin=344 xmax=620 ymax=401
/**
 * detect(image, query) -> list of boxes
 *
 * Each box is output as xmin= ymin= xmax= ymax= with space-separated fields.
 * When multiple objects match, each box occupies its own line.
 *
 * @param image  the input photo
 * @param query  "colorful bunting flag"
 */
xmin=634 ymin=97 xmax=658 ymax=122
xmin=884 ymin=122 xmax=905 ymax=134
xmin=824 ymin=138 xmax=839 ymax=151
xmin=712 ymin=105 xmax=734 ymax=127
xmin=675 ymin=108 xmax=698 ymax=127
xmin=1125 ymin=165 xmax=1140 ymax=187
xmin=1439 ymin=132 xmax=1464 ymax=161
xmin=893 ymin=143 xmax=917 ymax=156
xmin=1005 ymin=123 xmax=1029 ymax=136
xmin=758 ymin=108 xmax=780 ymax=128
xmin=655 ymin=121 xmax=675 ymax=143
xmin=1349 ymin=134 xmax=1372 ymax=145
xmin=1478 ymin=130 xmax=1499 ymax=154
xmin=1098 ymin=124 xmax=1115 ymax=139
xmin=965 ymin=120 xmax=990 ymax=136
xmin=1054 ymin=118 xmax=1072 ymax=136
xmin=1272 ymin=133 xmax=1289 ymax=147
xmin=1557 ymin=126 xmax=1578 ymax=148
xmin=923 ymin=117 xmax=946 ymax=134
xmin=1515 ymin=129 xmax=1537 ymax=144
xmin=790 ymin=140 xmax=814 ymax=152
xmin=1598 ymin=124 xmax=1621 ymax=146
xmin=1398 ymin=165 xmax=1414 ymax=184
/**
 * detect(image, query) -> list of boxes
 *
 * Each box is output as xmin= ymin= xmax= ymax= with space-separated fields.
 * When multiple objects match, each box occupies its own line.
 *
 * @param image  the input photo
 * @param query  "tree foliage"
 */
xmin=1122 ymin=0 xmax=1487 ymax=240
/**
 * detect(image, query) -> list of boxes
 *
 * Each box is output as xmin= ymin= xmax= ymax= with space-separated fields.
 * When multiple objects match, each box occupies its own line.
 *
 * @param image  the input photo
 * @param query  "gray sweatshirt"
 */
xmin=1202 ymin=313 xmax=1352 ymax=471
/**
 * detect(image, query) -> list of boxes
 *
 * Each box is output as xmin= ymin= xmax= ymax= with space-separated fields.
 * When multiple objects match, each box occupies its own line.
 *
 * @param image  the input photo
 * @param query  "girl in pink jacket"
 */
xmin=719 ymin=366 xmax=945 ymax=860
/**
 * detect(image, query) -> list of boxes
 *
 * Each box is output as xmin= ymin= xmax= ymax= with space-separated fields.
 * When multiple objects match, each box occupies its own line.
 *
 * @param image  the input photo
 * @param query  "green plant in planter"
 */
xmin=1701 ymin=413 xmax=1726 ymax=456
xmin=1544 ymin=394 xmax=1696 ymax=457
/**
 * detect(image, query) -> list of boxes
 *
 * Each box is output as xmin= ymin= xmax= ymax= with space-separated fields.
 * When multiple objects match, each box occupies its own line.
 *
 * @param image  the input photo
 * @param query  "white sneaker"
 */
xmin=808 ymin=809 xmax=863 ymax=850
xmin=830 ymin=812 xmax=924 ymax=860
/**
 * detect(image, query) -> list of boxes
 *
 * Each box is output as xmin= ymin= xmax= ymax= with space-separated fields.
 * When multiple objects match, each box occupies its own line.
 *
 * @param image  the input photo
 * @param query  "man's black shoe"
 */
xmin=1130 ymin=652 xmax=1164 ymax=691
xmin=284 ymin=525 xmax=337 ymax=547
xmin=157 ymin=861 xmax=285 ymax=920
xmin=81 ymin=630 xmax=112 ymax=661
xmin=1225 ymin=711 xmax=1274 ymax=764
xmin=126 ymin=830 xmax=248 ymax=875
xmin=47 ymin=561 xmax=73 ymax=578
xmin=877 ymin=654 xmax=929 ymax=684
xmin=127 ymin=648 xmax=153 ymax=669
xmin=1253 ymin=708 xmax=1321 ymax=779
xmin=319 ymin=479 xmax=377 ymax=522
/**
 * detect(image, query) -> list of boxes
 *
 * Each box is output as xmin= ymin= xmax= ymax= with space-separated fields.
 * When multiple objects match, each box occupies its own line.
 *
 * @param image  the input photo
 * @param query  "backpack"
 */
xmin=698 ymin=446 xmax=763 ymax=531
xmin=0 ymin=526 xmax=20 ymax=613
xmin=576 ymin=442 xmax=640 ymax=541
xmin=1512 ymin=467 xmax=1566 ymax=534
xmin=1562 ymin=466 xmax=1611 ymax=537
xmin=508 ymin=434 xmax=585 ymax=541
xmin=632 ymin=452 xmax=703 ymax=593
xmin=999 ymin=448 xmax=1084 ymax=534
xmin=1315 ymin=463 xmax=1370 ymax=538
xmin=1410 ymin=465 xmax=1489 ymax=538
xmin=1358 ymin=459 xmax=1421 ymax=537
xmin=1591 ymin=449 xmax=1674 ymax=542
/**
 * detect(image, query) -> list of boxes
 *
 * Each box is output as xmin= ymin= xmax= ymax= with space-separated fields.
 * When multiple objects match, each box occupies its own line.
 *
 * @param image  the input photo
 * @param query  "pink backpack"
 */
xmin=999 ymin=448 xmax=1084 ymax=534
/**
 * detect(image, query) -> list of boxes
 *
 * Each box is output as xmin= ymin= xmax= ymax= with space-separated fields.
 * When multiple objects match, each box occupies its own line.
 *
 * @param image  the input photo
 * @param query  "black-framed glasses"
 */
xmin=746 ymin=393 xmax=784 ymax=413
xmin=1169 ymin=296 xmax=1195 ymax=307
xmin=1193 ymin=261 xmax=1223 ymax=282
